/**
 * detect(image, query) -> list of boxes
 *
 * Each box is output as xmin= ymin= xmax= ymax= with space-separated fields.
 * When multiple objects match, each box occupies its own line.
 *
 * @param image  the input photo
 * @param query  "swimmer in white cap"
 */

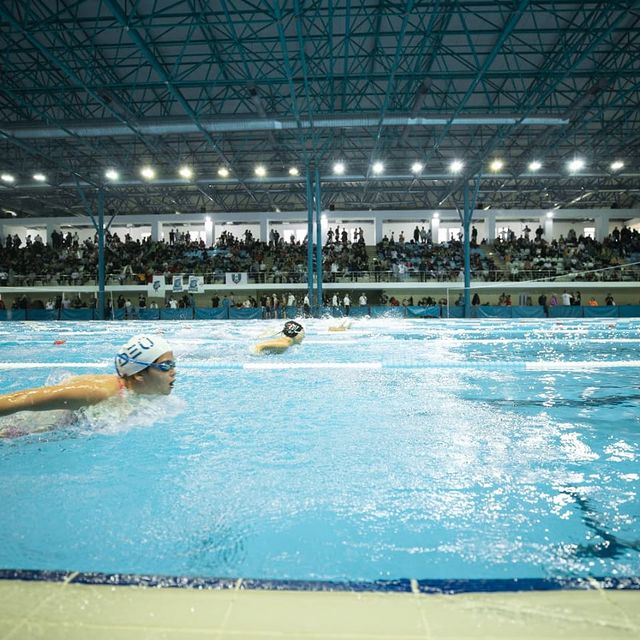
xmin=252 ymin=320 xmax=305 ymax=354
xmin=0 ymin=334 xmax=176 ymax=418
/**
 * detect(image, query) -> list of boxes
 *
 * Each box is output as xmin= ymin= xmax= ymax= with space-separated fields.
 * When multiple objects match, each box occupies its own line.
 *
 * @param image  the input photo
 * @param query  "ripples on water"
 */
xmin=0 ymin=319 xmax=638 ymax=582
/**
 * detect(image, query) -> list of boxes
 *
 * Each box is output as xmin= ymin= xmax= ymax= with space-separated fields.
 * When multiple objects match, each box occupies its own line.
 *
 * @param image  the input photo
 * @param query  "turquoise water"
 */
xmin=0 ymin=319 xmax=639 ymax=583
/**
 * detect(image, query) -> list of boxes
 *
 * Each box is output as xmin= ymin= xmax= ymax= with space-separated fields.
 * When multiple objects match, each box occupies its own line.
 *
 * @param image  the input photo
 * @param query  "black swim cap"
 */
xmin=282 ymin=320 xmax=304 ymax=338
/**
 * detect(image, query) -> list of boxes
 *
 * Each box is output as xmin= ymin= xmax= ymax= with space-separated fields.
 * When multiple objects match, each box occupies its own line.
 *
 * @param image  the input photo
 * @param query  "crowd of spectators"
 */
xmin=1 ymin=223 xmax=640 ymax=289
xmin=493 ymin=225 xmax=640 ymax=282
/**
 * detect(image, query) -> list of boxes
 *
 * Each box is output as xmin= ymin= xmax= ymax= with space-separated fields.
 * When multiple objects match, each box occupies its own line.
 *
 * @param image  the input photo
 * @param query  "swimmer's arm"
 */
xmin=0 ymin=376 xmax=121 ymax=417
xmin=252 ymin=337 xmax=292 ymax=353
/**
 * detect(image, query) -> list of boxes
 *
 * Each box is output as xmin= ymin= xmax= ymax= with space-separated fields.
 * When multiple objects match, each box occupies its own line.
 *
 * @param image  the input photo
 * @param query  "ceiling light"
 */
xmin=105 ymin=169 xmax=119 ymax=181
xmin=371 ymin=161 xmax=384 ymax=175
xmin=140 ymin=166 xmax=155 ymax=180
xmin=1 ymin=173 xmax=15 ymax=183
xmin=411 ymin=162 xmax=423 ymax=174
xmin=449 ymin=160 xmax=464 ymax=174
xmin=528 ymin=161 xmax=542 ymax=172
xmin=254 ymin=165 xmax=267 ymax=177
xmin=333 ymin=162 xmax=346 ymax=175
xmin=33 ymin=173 xmax=46 ymax=182
xmin=610 ymin=160 xmax=624 ymax=171
xmin=490 ymin=159 xmax=504 ymax=172
xmin=288 ymin=167 xmax=300 ymax=176
xmin=217 ymin=167 xmax=230 ymax=178
xmin=567 ymin=158 xmax=585 ymax=173
xmin=178 ymin=166 xmax=193 ymax=179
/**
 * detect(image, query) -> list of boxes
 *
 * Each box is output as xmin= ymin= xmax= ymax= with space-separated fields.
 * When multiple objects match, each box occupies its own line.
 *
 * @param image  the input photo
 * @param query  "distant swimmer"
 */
xmin=328 ymin=319 xmax=352 ymax=332
xmin=0 ymin=334 xmax=176 ymax=419
xmin=252 ymin=321 xmax=305 ymax=354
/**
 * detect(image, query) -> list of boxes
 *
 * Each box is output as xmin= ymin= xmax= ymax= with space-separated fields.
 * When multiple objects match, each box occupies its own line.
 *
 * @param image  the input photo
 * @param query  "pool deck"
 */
xmin=1 ymin=579 xmax=639 ymax=639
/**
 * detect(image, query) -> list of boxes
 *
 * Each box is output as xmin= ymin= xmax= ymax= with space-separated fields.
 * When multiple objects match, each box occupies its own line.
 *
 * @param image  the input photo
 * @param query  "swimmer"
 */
xmin=328 ymin=319 xmax=352 ymax=332
xmin=252 ymin=320 xmax=305 ymax=354
xmin=0 ymin=334 xmax=176 ymax=418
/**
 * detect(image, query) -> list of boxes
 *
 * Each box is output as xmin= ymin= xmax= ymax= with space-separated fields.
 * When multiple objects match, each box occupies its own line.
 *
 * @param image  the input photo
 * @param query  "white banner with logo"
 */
xmin=225 ymin=272 xmax=248 ymax=286
xmin=188 ymin=275 xmax=204 ymax=293
xmin=147 ymin=275 xmax=166 ymax=298
xmin=172 ymin=275 xmax=184 ymax=293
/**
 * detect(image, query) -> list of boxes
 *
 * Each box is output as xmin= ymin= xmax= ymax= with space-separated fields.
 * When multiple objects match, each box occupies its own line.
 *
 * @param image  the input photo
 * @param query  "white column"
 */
xmin=595 ymin=213 xmax=610 ymax=242
xmin=430 ymin=215 xmax=440 ymax=243
xmin=543 ymin=214 xmax=554 ymax=240
xmin=260 ymin=218 xmax=269 ymax=243
xmin=151 ymin=220 xmax=162 ymax=242
xmin=485 ymin=212 xmax=496 ymax=244
xmin=374 ymin=217 xmax=383 ymax=244
xmin=45 ymin=221 xmax=56 ymax=245
xmin=205 ymin=217 xmax=214 ymax=246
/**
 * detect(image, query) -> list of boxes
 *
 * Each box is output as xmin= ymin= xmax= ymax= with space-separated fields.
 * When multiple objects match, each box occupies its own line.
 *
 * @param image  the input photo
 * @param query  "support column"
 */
xmin=374 ymin=216 xmax=383 ymax=244
xmin=462 ymin=182 xmax=472 ymax=317
xmin=430 ymin=215 xmax=440 ymax=244
xmin=314 ymin=167 xmax=324 ymax=307
xmin=151 ymin=220 xmax=162 ymax=242
xmin=543 ymin=214 xmax=554 ymax=240
xmin=305 ymin=169 xmax=314 ymax=306
xmin=485 ymin=212 xmax=496 ymax=244
xmin=259 ymin=217 xmax=269 ymax=243
xmin=45 ymin=221 xmax=56 ymax=246
xmin=97 ymin=190 xmax=106 ymax=320
xmin=595 ymin=213 xmax=610 ymax=242
xmin=204 ymin=217 xmax=214 ymax=246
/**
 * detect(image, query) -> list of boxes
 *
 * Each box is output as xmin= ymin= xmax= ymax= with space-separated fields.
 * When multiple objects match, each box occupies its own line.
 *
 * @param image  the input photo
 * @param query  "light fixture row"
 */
xmin=0 ymin=159 xmax=627 ymax=185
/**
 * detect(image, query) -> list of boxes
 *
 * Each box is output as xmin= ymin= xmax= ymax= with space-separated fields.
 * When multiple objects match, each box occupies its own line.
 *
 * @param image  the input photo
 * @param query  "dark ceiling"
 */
xmin=1 ymin=0 xmax=639 ymax=219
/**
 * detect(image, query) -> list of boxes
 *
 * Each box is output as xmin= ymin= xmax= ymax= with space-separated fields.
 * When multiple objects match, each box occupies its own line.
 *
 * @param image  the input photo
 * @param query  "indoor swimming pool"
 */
xmin=0 ymin=318 xmax=639 ymax=592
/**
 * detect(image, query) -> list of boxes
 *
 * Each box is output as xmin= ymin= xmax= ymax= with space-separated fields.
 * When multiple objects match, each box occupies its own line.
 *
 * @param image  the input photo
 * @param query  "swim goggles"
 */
xmin=120 ymin=356 xmax=176 ymax=372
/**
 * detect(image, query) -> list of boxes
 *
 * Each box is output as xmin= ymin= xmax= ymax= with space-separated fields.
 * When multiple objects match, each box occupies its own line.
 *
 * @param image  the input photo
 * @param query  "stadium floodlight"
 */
xmin=411 ymin=162 xmax=424 ymax=174
xmin=288 ymin=167 xmax=300 ymax=176
xmin=371 ymin=161 xmax=384 ymax=175
xmin=140 ymin=166 xmax=156 ymax=180
xmin=449 ymin=160 xmax=464 ymax=173
xmin=33 ymin=173 xmax=46 ymax=182
xmin=610 ymin=160 xmax=624 ymax=171
xmin=490 ymin=159 xmax=504 ymax=172
xmin=178 ymin=166 xmax=193 ymax=179
xmin=567 ymin=158 xmax=585 ymax=173
xmin=528 ymin=161 xmax=542 ymax=172
xmin=333 ymin=162 xmax=346 ymax=175
xmin=217 ymin=167 xmax=230 ymax=178
xmin=1 ymin=173 xmax=15 ymax=182
xmin=254 ymin=165 xmax=267 ymax=177
xmin=105 ymin=169 xmax=119 ymax=181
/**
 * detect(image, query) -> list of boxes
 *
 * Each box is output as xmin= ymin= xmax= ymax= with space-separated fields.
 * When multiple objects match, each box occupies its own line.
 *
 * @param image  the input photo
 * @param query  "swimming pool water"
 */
xmin=0 ymin=319 xmax=639 ymax=585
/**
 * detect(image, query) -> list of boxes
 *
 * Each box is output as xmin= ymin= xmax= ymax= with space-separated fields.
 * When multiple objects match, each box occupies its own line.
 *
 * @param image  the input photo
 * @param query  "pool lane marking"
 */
xmin=4 ymin=360 xmax=640 ymax=371
xmin=0 ymin=362 xmax=107 ymax=369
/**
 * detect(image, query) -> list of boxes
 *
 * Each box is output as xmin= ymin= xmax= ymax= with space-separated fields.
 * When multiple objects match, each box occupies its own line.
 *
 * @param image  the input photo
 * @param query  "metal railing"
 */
xmin=2 ymin=266 xmax=640 ymax=287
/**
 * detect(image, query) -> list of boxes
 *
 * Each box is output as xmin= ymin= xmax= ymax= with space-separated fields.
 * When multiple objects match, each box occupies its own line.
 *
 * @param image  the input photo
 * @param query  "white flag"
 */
xmin=188 ymin=275 xmax=204 ymax=293
xmin=147 ymin=275 xmax=166 ymax=298
xmin=225 ymin=272 xmax=248 ymax=285
xmin=172 ymin=275 xmax=184 ymax=292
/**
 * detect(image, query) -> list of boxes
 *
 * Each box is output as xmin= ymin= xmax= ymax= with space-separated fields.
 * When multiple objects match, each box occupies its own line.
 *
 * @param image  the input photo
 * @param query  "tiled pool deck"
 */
xmin=1 ymin=577 xmax=639 ymax=639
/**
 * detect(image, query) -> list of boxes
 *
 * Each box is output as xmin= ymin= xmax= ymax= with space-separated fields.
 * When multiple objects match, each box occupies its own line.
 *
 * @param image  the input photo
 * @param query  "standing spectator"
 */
xmin=358 ymin=293 xmax=367 ymax=307
xmin=343 ymin=293 xmax=351 ymax=316
xmin=605 ymin=293 xmax=615 ymax=306
xmin=561 ymin=290 xmax=573 ymax=306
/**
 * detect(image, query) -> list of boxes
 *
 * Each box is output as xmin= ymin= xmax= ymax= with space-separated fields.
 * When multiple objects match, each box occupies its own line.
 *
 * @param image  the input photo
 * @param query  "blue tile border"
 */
xmin=0 ymin=569 xmax=638 ymax=593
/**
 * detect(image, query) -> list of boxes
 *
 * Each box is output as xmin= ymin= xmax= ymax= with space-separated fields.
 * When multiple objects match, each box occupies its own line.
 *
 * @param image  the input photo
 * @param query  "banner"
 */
xmin=172 ymin=275 xmax=184 ymax=293
xmin=147 ymin=275 xmax=166 ymax=298
xmin=188 ymin=275 xmax=204 ymax=293
xmin=225 ymin=272 xmax=248 ymax=286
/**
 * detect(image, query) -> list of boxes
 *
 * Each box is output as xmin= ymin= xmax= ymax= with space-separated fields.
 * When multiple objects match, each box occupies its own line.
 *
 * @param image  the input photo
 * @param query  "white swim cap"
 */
xmin=115 ymin=334 xmax=171 ymax=378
